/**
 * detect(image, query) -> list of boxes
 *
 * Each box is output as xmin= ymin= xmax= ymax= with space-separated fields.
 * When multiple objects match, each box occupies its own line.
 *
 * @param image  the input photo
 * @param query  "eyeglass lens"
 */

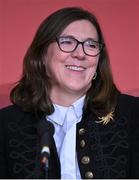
xmin=57 ymin=36 xmax=103 ymax=56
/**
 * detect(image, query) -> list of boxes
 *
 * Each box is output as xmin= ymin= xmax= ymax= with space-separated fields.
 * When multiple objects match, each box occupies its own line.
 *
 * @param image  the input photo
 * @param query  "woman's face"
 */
xmin=45 ymin=20 xmax=100 ymax=96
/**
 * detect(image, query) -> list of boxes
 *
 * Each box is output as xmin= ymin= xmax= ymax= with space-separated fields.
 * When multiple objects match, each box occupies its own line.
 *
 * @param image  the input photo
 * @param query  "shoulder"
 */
xmin=118 ymin=95 xmax=139 ymax=177
xmin=0 ymin=104 xmax=25 ymax=119
xmin=118 ymin=93 xmax=139 ymax=102
xmin=0 ymin=104 xmax=42 ymax=125
xmin=116 ymin=93 xmax=139 ymax=126
xmin=117 ymin=93 xmax=139 ymax=112
xmin=117 ymin=93 xmax=139 ymax=134
xmin=0 ymin=105 xmax=37 ymax=126
xmin=0 ymin=105 xmax=39 ymax=137
xmin=0 ymin=105 xmax=26 ymax=131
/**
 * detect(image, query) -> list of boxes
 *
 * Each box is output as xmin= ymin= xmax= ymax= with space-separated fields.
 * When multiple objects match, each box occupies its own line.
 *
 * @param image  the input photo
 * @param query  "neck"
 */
xmin=50 ymin=87 xmax=86 ymax=107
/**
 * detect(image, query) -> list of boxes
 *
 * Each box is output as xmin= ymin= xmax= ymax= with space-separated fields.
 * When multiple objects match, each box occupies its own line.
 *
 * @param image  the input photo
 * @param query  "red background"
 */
xmin=0 ymin=0 xmax=139 ymax=108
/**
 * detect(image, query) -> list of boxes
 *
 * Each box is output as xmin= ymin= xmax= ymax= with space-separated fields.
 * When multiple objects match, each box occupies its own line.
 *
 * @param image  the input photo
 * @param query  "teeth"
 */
xmin=66 ymin=65 xmax=85 ymax=71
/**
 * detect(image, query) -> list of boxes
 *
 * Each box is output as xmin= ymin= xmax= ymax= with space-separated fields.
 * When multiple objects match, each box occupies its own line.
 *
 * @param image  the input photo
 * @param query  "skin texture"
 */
xmin=45 ymin=20 xmax=100 ymax=106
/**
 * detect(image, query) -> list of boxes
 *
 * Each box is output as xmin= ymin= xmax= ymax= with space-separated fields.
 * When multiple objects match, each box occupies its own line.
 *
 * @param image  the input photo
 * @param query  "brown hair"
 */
xmin=10 ymin=7 xmax=119 ymax=116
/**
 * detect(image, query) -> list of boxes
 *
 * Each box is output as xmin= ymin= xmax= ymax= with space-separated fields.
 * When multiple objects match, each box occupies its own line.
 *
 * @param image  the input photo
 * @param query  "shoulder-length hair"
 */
xmin=10 ymin=7 xmax=119 ymax=116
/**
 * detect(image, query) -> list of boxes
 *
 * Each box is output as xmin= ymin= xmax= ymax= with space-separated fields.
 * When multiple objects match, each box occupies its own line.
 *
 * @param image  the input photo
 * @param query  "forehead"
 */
xmin=61 ymin=20 xmax=98 ymax=40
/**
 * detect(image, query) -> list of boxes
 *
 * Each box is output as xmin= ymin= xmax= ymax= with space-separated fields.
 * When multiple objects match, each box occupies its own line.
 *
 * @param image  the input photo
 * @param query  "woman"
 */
xmin=0 ymin=7 xmax=139 ymax=179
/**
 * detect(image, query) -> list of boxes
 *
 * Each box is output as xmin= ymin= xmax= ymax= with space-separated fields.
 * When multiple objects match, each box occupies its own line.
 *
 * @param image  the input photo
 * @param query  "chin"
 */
xmin=67 ymin=86 xmax=88 ymax=94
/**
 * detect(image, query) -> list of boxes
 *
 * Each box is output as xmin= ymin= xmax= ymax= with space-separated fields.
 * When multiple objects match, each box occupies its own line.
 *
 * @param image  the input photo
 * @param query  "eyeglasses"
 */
xmin=56 ymin=36 xmax=104 ymax=57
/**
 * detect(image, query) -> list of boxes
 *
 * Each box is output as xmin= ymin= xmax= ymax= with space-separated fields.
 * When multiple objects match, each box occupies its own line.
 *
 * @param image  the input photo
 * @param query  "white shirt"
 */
xmin=47 ymin=96 xmax=85 ymax=179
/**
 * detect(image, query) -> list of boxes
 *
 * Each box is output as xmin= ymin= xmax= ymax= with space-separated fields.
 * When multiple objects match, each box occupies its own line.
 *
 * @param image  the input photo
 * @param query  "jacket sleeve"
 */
xmin=0 ymin=108 xmax=10 ymax=178
xmin=130 ymin=97 xmax=139 ymax=178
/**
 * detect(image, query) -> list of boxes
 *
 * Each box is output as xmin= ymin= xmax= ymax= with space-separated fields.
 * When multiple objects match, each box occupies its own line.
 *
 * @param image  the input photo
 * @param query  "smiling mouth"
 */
xmin=65 ymin=65 xmax=86 ymax=71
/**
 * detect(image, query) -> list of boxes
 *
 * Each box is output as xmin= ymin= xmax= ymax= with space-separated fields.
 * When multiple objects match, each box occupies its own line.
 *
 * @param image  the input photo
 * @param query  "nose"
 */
xmin=71 ymin=44 xmax=85 ymax=60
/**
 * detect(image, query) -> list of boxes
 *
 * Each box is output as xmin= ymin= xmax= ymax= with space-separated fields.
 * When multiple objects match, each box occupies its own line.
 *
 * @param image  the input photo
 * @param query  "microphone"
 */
xmin=37 ymin=118 xmax=54 ymax=178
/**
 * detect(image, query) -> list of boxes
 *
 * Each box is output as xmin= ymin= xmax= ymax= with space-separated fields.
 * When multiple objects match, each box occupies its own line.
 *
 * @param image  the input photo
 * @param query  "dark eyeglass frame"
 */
xmin=56 ymin=36 xmax=105 ymax=57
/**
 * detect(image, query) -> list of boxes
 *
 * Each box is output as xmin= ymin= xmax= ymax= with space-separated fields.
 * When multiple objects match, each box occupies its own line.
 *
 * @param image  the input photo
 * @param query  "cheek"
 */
xmin=46 ymin=45 xmax=67 ymax=66
xmin=44 ymin=45 xmax=67 ymax=78
xmin=87 ymin=56 xmax=99 ymax=70
xmin=44 ymin=48 xmax=57 ymax=77
xmin=45 ymin=45 xmax=58 ymax=68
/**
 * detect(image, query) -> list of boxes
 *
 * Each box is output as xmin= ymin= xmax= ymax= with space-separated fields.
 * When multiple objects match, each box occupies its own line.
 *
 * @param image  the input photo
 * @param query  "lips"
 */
xmin=65 ymin=65 xmax=86 ymax=71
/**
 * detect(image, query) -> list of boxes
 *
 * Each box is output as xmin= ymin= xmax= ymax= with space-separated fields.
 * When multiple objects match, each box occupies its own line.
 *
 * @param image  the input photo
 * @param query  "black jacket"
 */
xmin=0 ymin=94 xmax=139 ymax=179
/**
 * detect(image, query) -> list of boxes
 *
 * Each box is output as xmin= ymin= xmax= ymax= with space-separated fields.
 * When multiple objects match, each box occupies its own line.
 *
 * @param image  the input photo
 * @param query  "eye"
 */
xmin=85 ymin=40 xmax=98 ymax=49
xmin=58 ymin=37 xmax=73 ymax=45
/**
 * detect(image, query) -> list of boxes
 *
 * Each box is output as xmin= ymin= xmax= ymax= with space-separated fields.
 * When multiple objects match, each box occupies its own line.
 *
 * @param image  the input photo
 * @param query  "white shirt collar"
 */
xmin=47 ymin=95 xmax=85 ymax=126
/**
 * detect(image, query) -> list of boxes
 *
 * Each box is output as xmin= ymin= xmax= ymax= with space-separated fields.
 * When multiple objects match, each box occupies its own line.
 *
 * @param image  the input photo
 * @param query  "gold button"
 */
xmin=80 ymin=140 xmax=86 ymax=148
xmin=79 ymin=128 xmax=85 ymax=135
xmin=85 ymin=171 xmax=94 ymax=179
xmin=81 ymin=156 xmax=90 ymax=164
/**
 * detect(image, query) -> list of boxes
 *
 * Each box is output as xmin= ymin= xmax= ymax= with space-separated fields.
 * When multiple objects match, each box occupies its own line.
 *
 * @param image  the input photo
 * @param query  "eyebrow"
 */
xmin=60 ymin=34 xmax=98 ymax=42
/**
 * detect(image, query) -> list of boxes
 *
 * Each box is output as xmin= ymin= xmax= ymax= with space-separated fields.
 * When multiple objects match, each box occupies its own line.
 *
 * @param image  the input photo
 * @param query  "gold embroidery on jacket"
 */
xmin=96 ymin=111 xmax=114 ymax=125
